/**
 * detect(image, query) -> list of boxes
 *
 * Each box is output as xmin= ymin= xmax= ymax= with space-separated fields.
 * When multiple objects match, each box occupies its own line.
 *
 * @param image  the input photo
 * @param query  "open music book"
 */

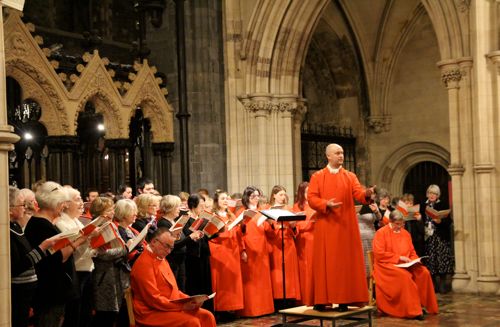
xmin=171 ymin=292 xmax=216 ymax=310
xmin=189 ymin=211 xmax=226 ymax=237
xmin=396 ymin=201 xmax=420 ymax=220
xmin=425 ymin=207 xmax=451 ymax=220
xmin=169 ymin=214 xmax=190 ymax=233
xmin=227 ymin=209 xmax=257 ymax=231
xmin=257 ymin=209 xmax=305 ymax=226
xmin=47 ymin=229 xmax=82 ymax=254
xmin=394 ymin=256 xmax=428 ymax=268
xmin=127 ymin=222 xmax=151 ymax=252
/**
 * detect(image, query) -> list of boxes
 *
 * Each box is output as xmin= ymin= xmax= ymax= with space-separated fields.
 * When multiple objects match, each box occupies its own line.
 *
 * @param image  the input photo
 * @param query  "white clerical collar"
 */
xmin=389 ymin=223 xmax=401 ymax=233
xmin=327 ymin=165 xmax=342 ymax=174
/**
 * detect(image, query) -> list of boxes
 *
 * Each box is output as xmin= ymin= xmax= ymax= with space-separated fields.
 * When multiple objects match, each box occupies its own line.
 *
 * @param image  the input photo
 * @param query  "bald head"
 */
xmin=326 ymin=143 xmax=344 ymax=168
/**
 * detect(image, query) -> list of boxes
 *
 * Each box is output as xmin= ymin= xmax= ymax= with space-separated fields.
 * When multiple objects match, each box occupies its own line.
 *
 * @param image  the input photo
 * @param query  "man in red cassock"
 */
xmin=307 ymin=143 xmax=374 ymax=311
xmin=373 ymin=210 xmax=438 ymax=320
xmin=130 ymin=227 xmax=216 ymax=327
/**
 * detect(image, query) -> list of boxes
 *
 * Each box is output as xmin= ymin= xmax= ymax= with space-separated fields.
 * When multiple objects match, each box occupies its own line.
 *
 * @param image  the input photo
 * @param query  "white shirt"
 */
xmin=327 ymin=164 xmax=342 ymax=174
xmin=56 ymin=213 xmax=95 ymax=272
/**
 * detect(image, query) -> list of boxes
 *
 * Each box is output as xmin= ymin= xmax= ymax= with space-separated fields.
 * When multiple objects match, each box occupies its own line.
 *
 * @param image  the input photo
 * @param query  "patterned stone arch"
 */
xmin=132 ymin=94 xmax=174 ymax=143
xmin=5 ymin=59 xmax=70 ymax=135
xmin=377 ymin=142 xmax=450 ymax=196
xmin=76 ymin=90 xmax=125 ymax=139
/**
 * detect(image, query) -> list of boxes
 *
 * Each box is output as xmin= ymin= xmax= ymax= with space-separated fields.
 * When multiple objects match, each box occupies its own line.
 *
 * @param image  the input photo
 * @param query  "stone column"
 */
xmin=152 ymin=142 xmax=175 ymax=194
xmin=0 ymin=5 xmax=22 ymax=326
xmin=438 ymin=60 xmax=471 ymax=290
xmin=292 ymin=100 xmax=307 ymax=186
xmin=45 ymin=136 xmax=79 ymax=185
xmin=242 ymin=95 xmax=272 ymax=192
xmin=105 ymin=139 xmax=130 ymax=194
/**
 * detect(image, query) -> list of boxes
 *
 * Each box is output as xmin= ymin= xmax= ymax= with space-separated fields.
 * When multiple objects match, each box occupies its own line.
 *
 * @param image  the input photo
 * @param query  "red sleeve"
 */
xmin=349 ymin=171 xmax=368 ymax=204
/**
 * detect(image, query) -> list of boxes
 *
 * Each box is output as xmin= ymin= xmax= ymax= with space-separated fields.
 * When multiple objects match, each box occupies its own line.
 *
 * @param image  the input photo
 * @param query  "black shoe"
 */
xmin=414 ymin=314 xmax=425 ymax=321
xmin=313 ymin=304 xmax=328 ymax=311
xmin=333 ymin=304 xmax=348 ymax=312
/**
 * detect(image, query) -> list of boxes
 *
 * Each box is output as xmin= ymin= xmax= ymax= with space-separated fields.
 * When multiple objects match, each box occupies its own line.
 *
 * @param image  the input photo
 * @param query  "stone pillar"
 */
xmin=242 ymin=95 xmax=272 ymax=192
xmin=292 ymin=100 xmax=307 ymax=186
xmin=152 ymin=142 xmax=175 ymax=195
xmin=0 ymin=5 xmax=22 ymax=326
xmin=105 ymin=139 xmax=130 ymax=194
xmin=438 ymin=60 xmax=471 ymax=290
xmin=45 ymin=136 xmax=79 ymax=185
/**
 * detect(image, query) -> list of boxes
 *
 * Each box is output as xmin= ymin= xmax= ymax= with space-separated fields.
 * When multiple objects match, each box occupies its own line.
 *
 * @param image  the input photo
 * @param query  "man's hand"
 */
xmin=241 ymin=250 xmax=248 ymax=263
xmin=182 ymin=300 xmax=200 ymax=311
xmin=365 ymin=185 xmax=377 ymax=199
xmin=326 ymin=198 xmax=342 ymax=209
xmin=399 ymin=256 xmax=411 ymax=263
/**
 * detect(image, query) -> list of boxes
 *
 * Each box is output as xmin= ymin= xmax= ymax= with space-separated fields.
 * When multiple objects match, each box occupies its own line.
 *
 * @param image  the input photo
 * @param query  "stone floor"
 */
xmin=218 ymin=293 xmax=500 ymax=326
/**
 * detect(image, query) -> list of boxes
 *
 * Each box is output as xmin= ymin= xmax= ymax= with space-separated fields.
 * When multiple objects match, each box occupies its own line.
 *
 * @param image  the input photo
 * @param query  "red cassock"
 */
xmin=208 ymin=226 xmax=244 ymax=311
xmin=372 ymin=225 xmax=438 ymax=318
xmin=130 ymin=249 xmax=216 ymax=327
xmin=307 ymin=167 xmax=369 ymax=305
xmin=265 ymin=217 xmax=301 ymax=300
xmin=235 ymin=210 xmax=275 ymax=317
xmin=292 ymin=203 xmax=316 ymax=305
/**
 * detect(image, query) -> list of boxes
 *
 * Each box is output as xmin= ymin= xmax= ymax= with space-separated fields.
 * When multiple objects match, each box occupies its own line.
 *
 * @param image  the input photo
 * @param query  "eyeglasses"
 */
xmin=10 ymin=204 xmax=26 ymax=208
xmin=155 ymin=239 xmax=174 ymax=250
xmin=249 ymin=194 xmax=260 ymax=199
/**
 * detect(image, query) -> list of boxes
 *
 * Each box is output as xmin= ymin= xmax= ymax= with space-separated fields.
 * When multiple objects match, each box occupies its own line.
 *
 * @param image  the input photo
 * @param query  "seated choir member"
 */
xmin=130 ymin=227 xmax=216 ymax=327
xmin=372 ymin=210 xmax=438 ymax=320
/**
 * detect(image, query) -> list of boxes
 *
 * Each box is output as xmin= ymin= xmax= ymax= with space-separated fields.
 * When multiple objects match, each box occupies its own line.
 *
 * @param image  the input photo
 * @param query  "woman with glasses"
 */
xmin=114 ymin=198 xmax=144 ymax=267
xmin=235 ymin=186 xmax=274 ymax=317
xmin=55 ymin=186 xmax=94 ymax=327
xmin=132 ymin=193 xmax=160 ymax=233
xmin=157 ymin=195 xmax=203 ymax=292
xmin=90 ymin=197 xmax=129 ymax=327
xmin=10 ymin=186 xmax=58 ymax=327
xmin=209 ymin=190 xmax=244 ymax=321
xmin=420 ymin=184 xmax=454 ymax=294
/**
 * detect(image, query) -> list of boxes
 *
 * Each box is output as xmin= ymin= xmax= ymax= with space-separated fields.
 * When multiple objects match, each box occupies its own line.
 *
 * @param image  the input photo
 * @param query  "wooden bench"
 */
xmin=279 ymin=305 xmax=375 ymax=326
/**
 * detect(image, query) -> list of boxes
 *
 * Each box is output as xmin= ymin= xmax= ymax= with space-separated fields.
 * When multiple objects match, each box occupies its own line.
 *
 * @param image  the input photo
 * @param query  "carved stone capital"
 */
xmin=448 ymin=164 xmax=465 ymax=176
xmin=45 ymin=135 xmax=79 ymax=152
xmin=367 ymin=115 xmax=391 ymax=133
xmin=473 ymin=163 xmax=495 ymax=174
xmin=152 ymin=142 xmax=175 ymax=156
xmin=105 ymin=138 xmax=131 ymax=150
xmin=240 ymin=96 xmax=273 ymax=117
xmin=441 ymin=69 xmax=462 ymax=89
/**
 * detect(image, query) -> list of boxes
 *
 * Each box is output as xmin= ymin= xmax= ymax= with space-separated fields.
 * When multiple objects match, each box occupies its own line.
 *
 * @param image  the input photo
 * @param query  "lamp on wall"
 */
xmin=133 ymin=0 xmax=166 ymax=60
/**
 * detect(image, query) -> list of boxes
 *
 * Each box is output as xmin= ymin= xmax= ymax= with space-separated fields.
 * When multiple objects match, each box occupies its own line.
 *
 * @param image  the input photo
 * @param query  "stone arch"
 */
xmin=5 ymin=60 xmax=69 ymax=135
xmin=76 ymin=90 xmax=125 ymax=139
xmin=243 ymin=0 xmax=329 ymax=96
xmin=377 ymin=142 xmax=450 ymax=196
xmin=132 ymin=95 xmax=174 ymax=143
xmin=421 ymin=0 xmax=468 ymax=60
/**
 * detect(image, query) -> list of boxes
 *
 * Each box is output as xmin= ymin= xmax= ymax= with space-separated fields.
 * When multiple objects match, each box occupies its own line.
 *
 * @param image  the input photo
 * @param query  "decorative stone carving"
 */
xmin=441 ymin=69 xmax=462 ymax=88
xmin=456 ymin=0 xmax=470 ymax=13
xmin=367 ymin=115 xmax=391 ymax=133
xmin=448 ymin=164 xmax=465 ymax=176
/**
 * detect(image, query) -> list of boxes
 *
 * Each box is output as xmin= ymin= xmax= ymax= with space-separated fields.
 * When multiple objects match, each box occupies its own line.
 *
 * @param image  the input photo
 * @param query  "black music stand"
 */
xmin=260 ymin=209 xmax=305 ymax=327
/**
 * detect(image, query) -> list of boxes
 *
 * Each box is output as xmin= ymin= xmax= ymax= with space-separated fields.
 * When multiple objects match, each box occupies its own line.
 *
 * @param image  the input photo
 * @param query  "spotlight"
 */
xmin=24 ymin=132 xmax=33 ymax=140
xmin=97 ymin=123 xmax=105 ymax=131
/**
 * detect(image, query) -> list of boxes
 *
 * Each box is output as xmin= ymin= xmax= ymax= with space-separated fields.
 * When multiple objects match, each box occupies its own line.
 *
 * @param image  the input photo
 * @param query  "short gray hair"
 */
xmin=426 ymin=184 xmax=441 ymax=198
xmin=114 ymin=199 xmax=137 ymax=223
xmin=389 ymin=210 xmax=404 ymax=222
xmin=9 ymin=186 xmax=20 ymax=207
xmin=35 ymin=181 xmax=68 ymax=210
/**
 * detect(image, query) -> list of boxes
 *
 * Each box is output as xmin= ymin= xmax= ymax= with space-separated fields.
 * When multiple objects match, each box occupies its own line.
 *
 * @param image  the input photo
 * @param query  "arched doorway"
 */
xmin=403 ymin=161 xmax=451 ymax=206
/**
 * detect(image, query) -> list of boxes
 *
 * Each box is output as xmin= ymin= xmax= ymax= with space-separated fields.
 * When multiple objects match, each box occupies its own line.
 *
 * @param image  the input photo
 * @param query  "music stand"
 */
xmin=260 ymin=209 xmax=305 ymax=326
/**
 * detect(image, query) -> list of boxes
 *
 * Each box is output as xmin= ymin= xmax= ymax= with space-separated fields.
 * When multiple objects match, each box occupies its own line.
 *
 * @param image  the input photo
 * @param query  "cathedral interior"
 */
xmin=1 ymin=0 xmax=500 ymax=326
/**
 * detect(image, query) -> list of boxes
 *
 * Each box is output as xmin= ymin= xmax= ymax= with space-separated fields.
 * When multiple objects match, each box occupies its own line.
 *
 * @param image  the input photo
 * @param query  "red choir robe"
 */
xmin=307 ymin=167 xmax=369 ymax=305
xmin=130 ymin=249 xmax=216 ymax=327
xmin=208 ymin=218 xmax=244 ymax=311
xmin=235 ymin=209 xmax=275 ymax=317
xmin=292 ymin=203 xmax=316 ymax=305
xmin=265 ymin=210 xmax=301 ymax=301
xmin=372 ymin=224 xmax=438 ymax=318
